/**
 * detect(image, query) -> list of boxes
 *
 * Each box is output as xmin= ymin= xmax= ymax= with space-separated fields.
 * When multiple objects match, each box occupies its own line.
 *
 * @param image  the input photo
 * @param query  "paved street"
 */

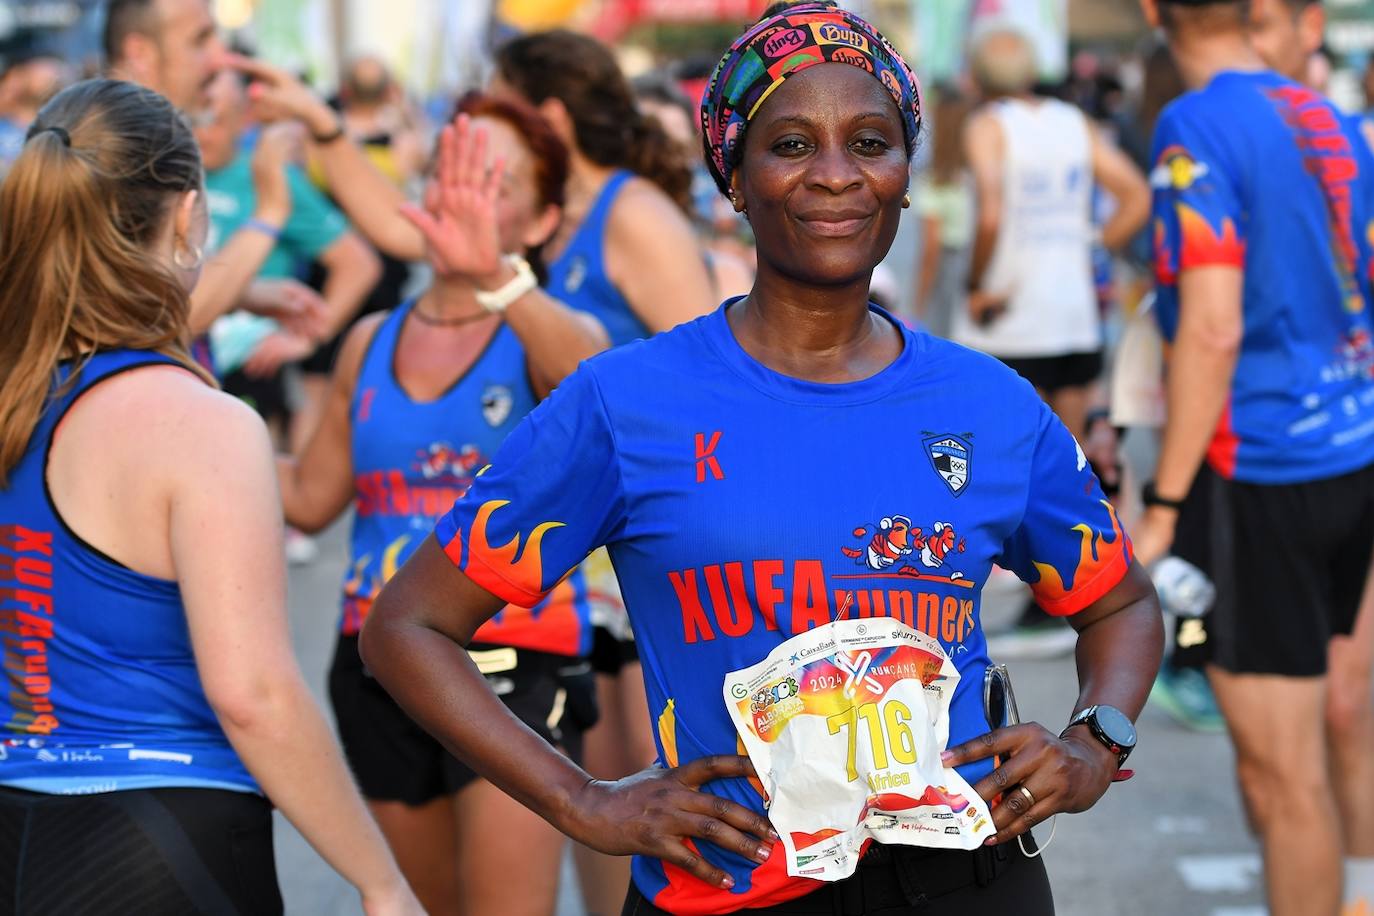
xmin=275 ymin=519 xmax=1268 ymax=916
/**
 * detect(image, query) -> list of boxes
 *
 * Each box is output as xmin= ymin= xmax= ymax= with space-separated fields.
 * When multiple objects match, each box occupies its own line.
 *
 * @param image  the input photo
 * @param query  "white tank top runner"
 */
xmin=952 ymin=97 xmax=1100 ymax=358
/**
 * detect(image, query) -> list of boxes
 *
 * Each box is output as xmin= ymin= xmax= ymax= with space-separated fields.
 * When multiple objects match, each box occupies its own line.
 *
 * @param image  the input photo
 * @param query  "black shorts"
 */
xmin=329 ymin=634 xmax=596 ymax=805
xmin=620 ymin=835 xmax=1053 ymax=915
xmin=590 ymin=624 xmax=641 ymax=676
xmin=220 ymin=367 xmax=289 ymax=424
xmin=1183 ymin=462 xmax=1374 ymax=676
xmin=0 ymin=785 xmax=280 ymax=915
xmin=998 ymin=351 xmax=1103 ymax=395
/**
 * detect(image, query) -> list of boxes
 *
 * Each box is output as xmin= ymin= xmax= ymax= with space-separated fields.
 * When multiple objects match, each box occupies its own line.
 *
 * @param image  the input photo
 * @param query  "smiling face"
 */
xmin=734 ymin=63 xmax=909 ymax=289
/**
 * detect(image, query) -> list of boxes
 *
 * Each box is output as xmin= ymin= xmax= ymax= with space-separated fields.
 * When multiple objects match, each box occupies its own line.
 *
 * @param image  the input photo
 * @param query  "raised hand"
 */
xmin=562 ymin=755 xmax=778 ymax=890
xmin=249 ymin=123 xmax=295 ymax=226
xmin=399 ymin=115 xmax=508 ymax=286
xmin=225 ymin=53 xmax=341 ymax=141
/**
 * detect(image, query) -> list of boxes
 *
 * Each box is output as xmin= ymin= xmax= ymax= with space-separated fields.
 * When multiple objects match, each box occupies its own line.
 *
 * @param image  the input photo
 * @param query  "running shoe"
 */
xmin=1148 ymin=665 xmax=1225 ymax=733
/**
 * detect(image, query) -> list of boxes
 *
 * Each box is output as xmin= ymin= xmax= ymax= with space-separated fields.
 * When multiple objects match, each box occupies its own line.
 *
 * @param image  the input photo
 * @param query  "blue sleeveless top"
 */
xmin=344 ymin=302 xmax=593 ymax=656
xmin=0 ymin=350 xmax=257 ymax=795
xmin=546 ymin=170 xmax=651 ymax=347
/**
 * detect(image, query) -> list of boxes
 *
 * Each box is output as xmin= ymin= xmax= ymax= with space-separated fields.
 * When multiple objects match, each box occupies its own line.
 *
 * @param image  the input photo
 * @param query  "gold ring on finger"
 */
xmin=1016 ymin=785 xmax=1036 ymax=809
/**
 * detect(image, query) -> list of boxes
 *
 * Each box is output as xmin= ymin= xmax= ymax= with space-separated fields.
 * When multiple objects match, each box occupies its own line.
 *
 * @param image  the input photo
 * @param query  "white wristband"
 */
xmin=475 ymin=254 xmax=537 ymax=314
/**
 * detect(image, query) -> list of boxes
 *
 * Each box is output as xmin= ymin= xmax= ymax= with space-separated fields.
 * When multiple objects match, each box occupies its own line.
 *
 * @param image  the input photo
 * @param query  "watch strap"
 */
xmin=475 ymin=255 xmax=536 ymax=314
xmin=1141 ymin=480 xmax=1186 ymax=511
xmin=1061 ymin=705 xmax=1133 ymax=770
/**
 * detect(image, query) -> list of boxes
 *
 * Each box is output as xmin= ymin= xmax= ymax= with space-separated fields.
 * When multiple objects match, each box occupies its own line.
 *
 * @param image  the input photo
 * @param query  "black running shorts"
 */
xmin=997 ymin=351 xmax=1104 ymax=396
xmin=621 ymin=834 xmax=1053 ymax=915
xmin=0 ymin=785 xmax=280 ymax=916
xmin=329 ymin=635 xmax=595 ymax=805
xmin=1186 ymin=462 xmax=1374 ymax=676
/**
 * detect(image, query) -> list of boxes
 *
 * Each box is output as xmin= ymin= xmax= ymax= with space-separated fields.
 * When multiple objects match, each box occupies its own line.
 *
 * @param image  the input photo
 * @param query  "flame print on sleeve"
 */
xmin=1029 ymin=500 xmax=1133 ymax=616
xmin=1176 ymin=203 xmax=1244 ymax=270
xmin=442 ymin=499 xmax=564 ymax=606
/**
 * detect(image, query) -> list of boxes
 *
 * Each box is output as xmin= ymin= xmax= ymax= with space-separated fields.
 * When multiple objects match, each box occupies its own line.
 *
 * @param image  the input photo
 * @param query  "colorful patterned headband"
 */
xmin=700 ymin=3 xmax=922 ymax=195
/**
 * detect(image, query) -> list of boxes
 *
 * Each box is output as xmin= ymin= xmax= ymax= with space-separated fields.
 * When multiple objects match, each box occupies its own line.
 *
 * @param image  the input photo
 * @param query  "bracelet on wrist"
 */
xmin=243 ymin=218 xmax=282 ymax=241
xmin=1141 ymin=480 xmax=1186 ymax=511
xmin=311 ymin=117 xmax=346 ymax=145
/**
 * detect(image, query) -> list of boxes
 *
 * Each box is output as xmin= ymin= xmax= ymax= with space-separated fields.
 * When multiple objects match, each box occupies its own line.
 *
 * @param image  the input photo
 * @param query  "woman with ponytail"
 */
xmin=0 ymin=79 xmax=419 ymax=916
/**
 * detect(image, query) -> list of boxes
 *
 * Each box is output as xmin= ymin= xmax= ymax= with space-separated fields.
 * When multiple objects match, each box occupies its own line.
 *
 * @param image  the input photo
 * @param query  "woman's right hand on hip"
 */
xmin=564 ymin=754 xmax=778 ymax=890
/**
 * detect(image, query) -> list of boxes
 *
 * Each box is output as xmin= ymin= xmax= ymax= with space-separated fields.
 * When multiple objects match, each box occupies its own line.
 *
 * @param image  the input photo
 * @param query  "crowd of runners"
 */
xmin=0 ymin=1 xmax=1371 ymax=915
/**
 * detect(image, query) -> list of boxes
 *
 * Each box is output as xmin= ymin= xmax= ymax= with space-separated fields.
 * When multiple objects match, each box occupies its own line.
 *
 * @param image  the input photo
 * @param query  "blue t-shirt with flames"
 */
xmin=434 ymin=304 xmax=1131 ymax=915
xmin=1151 ymin=71 xmax=1374 ymax=485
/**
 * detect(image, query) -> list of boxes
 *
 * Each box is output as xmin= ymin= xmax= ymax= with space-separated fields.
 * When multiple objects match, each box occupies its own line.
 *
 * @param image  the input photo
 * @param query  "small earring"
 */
xmin=729 ymin=191 xmax=746 ymax=213
xmin=901 ymin=192 xmax=911 ymax=209
xmin=173 ymin=242 xmax=203 ymax=271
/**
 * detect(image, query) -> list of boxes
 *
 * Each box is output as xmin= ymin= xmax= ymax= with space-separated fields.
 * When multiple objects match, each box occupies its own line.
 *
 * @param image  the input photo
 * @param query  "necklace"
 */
xmin=410 ymin=306 xmax=491 ymax=328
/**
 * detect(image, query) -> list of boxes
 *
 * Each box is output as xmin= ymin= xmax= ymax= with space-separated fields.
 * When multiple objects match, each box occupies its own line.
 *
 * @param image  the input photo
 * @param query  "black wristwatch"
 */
xmin=1061 ymin=705 xmax=1137 ymax=770
xmin=1141 ymin=480 xmax=1186 ymax=511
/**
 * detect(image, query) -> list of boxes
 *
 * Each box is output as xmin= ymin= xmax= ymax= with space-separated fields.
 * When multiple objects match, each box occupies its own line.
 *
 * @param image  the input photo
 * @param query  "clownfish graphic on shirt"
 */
xmin=842 ymin=516 xmax=967 ymax=581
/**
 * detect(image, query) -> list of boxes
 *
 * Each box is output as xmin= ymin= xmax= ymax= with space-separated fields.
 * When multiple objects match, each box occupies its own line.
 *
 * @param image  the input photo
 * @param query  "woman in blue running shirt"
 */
xmin=276 ymin=93 xmax=608 ymax=916
xmin=0 ymin=80 xmax=418 ymax=916
xmin=364 ymin=6 xmax=1164 ymax=915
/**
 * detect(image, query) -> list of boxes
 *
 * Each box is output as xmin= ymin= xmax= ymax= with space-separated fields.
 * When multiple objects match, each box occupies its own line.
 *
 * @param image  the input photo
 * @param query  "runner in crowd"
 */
xmin=1136 ymin=2 xmax=1374 ymax=913
xmin=104 ymin=0 xmax=325 ymax=338
xmin=194 ymin=69 xmax=379 ymax=456
xmin=0 ymin=78 xmax=419 ymax=916
xmin=277 ymin=94 xmax=609 ymax=916
xmin=957 ymin=25 xmax=1151 ymax=661
xmin=362 ymin=6 xmax=1163 ymax=915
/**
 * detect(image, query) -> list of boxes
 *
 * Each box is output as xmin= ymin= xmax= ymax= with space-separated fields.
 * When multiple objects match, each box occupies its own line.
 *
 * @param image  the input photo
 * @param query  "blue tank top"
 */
xmin=546 ymin=170 xmax=652 ymax=347
xmin=344 ymin=302 xmax=593 ymax=656
xmin=0 ymin=351 xmax=257 ymax=795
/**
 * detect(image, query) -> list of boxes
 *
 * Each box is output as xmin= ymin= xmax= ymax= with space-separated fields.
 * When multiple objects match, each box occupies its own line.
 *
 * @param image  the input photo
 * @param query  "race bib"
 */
xmin=724 ymin=619 xmax=994 ymax=882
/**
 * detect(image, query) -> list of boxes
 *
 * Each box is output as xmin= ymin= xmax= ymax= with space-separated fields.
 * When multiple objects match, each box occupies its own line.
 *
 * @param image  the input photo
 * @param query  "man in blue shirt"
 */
xmin=1137 ymin=2 xmax=1374 ymax=913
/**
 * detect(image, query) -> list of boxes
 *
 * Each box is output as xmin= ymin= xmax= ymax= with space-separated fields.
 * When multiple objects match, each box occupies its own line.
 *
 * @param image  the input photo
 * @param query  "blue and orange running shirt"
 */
xmin=1151 ymin=71 xmax=1374 ymax=484
xmin=1 ymin=351 xmax=256 ymax=795
xmin=434 ymin=304 xmax=1131 ymax=914
xmin=343 ymin=302 xmax=592 ymax=656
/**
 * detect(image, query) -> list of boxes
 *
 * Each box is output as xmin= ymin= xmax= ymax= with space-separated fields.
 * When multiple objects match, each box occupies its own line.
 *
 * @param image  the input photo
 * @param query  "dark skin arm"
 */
xmin=360 ymin=537 xmax=778 ymax=890
xmin=942 ymin=560 xmax=1163 ymax=846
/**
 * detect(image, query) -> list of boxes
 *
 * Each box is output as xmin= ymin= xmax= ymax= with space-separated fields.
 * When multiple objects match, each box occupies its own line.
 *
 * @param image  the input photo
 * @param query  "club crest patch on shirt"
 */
xmin=482 ymin=384 xmax=514 ymax=427
xmin=924 ymin=433 xmax=971 ymax=496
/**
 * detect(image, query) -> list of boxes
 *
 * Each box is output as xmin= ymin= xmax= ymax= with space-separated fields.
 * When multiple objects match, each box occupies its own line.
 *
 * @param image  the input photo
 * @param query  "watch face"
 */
xmin=1095 ymin=705 xmax=1137 ymax=748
